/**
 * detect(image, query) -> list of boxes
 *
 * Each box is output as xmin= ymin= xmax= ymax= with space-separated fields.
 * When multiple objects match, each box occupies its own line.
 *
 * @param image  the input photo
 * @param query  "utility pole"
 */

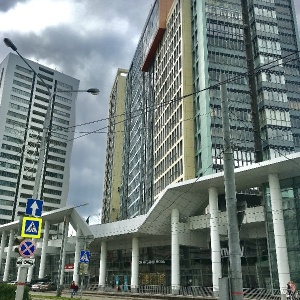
xmin=56 ymin=216 xmax=69 ymax=296
xmin=220 ymin=74 xmax=244 ymax=300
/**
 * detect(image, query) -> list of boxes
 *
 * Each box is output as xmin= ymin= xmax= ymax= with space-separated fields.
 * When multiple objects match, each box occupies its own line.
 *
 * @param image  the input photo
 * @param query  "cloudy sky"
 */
xmin=0 ymin=0 xmax=154 ymax=221
xmin=1 ymin=0 xmax=300 ymax=222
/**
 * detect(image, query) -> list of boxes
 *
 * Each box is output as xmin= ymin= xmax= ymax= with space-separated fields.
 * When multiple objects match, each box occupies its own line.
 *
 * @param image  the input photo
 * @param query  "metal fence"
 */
xmin=85 ymin=284 xmax=295 ymax=299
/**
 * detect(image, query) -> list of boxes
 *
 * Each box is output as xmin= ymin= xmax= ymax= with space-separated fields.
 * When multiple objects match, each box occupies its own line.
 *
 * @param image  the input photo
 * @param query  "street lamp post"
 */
xmin=32 ymin=87 xmax=99 ymax=200
xmin=56 ymin=215 xmax=69 ymax=297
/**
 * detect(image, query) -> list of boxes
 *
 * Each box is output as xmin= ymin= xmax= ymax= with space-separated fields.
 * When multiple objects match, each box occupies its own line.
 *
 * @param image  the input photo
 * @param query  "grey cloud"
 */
xmin=0 ymin=0 xmax=299 ymax=220
xmin=0 ymin=0 xmax=29 ymax=12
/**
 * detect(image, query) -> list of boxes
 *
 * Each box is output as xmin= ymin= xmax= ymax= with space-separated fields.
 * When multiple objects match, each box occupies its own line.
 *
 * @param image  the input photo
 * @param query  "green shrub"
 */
xmin=0 ymin=283 xmax=31 ymax=300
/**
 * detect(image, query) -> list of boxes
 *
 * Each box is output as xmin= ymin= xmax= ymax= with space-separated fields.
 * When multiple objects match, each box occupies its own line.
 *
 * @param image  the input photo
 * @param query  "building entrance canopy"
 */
xmin=89 ymin=152 xmax=300 ymax=245
xmin=0 ymin=206 xmax=93 ymax=238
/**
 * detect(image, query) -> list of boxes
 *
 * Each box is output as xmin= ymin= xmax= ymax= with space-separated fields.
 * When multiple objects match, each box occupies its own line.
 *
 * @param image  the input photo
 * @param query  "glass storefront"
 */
xmin=264 ymin=176 xmax=300 ymax=289
xmin=102 ymin=242 xmax=270 ymax=289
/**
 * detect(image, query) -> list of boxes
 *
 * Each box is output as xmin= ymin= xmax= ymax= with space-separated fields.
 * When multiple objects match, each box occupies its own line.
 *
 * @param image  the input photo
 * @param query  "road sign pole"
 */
xmin=15 ymin=266 xmax=27 ymax=300
xmin=80 ymin=239 xmax=87 ymax=300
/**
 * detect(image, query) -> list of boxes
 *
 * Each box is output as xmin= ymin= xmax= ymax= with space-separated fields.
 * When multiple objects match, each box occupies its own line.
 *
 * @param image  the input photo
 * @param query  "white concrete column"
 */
xmin=60 ymin=219 xmax=69 ymax=286
xmin=131 ymin=237 xmax=139 ymax=293
xmin=98 ymin=240 xmax=107 ymax=289
xmin=268 ymin=173 xmax=290 ymax=295
xmin=26 ymin=266 xmax=34 ymax=282
xmin=3 ymin=229 xmax=14 ymax=282
xmin=0 ymin=231 xmax=7 ymax=273
xmin=73 ymin=227 xmax=81 ymax=284
xmin=209 ymin=187 xmax=221 ymax=296
xmin=171 ymin=208 xmax=180 ymax=295
xmin=16 ymin=265 xmax=22 ymax=281
xmin=38 ymin=221 xmax=50 ymax=279
xmin=27 ymin=238 xmax=35 ymax=283
xmin=15 ymin=267 xmax=28 ymax=300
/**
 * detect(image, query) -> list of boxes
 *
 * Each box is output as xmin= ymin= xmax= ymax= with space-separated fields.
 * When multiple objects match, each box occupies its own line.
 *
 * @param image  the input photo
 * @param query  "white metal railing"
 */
xmin=84 ymin=284 xmax=294 ymax=299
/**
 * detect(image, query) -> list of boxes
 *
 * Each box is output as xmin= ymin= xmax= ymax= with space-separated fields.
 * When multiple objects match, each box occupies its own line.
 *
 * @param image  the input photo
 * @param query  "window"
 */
xmin=47 ymin=163 xmax=64 ymax=171
xmin=55 ymin=102 xmax=71 ymax=111
xmin=13 ymin=79 xmax=31 ymax=90
xmin=44 ymin=179 xmax=63 ymax=187
xmin=3 ymin=135 xmax=23 ymax=144
xmin=12 ymin=87 xmax=31 ymax=98
xmin=2 ymin=143 xmax=21 ymax=153
xmin=45 ymin=171 xmax=64 ymax=179
xmin=0 ymin=152 xmax=20 ymax=161
xmin=0 ymin=180 xmax=16 ymax=188
xmin=6 ymin=118 xmax=25 ymax=128
xmin=47 ymin=155 xmax=65 ymax=163
xmin=9 ymin=103 xmax=28 ymax=113
xmin=43 ymin=188 xmax=62 ymax=196
xmin=0 ymin=161 xmax=19 ymax=170
xmin=0 ymin=199 xmax=13 ymax=206
xmin=43 ymin=197 xmax=60 ymax=204
xmin=0 ymin=170 xmax=18 ymax=178
xmin=0 ymin=189 xmax=15 ymax=197
xmin=55 ymin=95 xmax=72 ymax=104
xmin=14 ymin=72 xmax=32 ymax=83
xmin=53 ymin=117 xmax=69 ymax=125
xmin=49 ymin=147 xmax=66 ymax=155
xmin=16 ymin=65 xmax=33 ymax=75
xmin=39 ymin=67 xmax=54 ymax=75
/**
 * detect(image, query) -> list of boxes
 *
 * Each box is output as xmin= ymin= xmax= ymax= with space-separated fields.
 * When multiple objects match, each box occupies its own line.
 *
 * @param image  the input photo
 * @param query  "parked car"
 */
xmin=8 ymin=281 xmax=17 ymax=285
xmin=40 ymin=282 xmax=57 ymax=291
xmin=31 ymin=282 xmax=44 ymax=291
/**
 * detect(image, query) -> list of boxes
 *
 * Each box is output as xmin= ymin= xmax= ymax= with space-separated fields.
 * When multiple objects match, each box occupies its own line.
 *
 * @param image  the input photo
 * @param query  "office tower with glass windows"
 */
xmin=191 ymin=0 xmax=300 ymax=286
xmin=193 ymin=0 xmax=300 ymax=176
xmin=114 ymin=0 xmax=300 ymax=218
xmin=118 ymin=0 xmax=196 ymax=219
xmin=101 ymin=0 xmax=300 ymax=288
xmin=101 ymin=69 xmax=128 ymax=224
xmin=0 ymin=52 xmax=79 ymax=223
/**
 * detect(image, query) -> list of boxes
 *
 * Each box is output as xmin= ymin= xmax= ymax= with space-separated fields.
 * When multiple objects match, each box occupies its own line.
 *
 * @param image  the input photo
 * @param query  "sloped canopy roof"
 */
xmin=90 ymin=152 xmax=300 ymax=242
xmin=0 ymin=206 xmax=93 ymax=238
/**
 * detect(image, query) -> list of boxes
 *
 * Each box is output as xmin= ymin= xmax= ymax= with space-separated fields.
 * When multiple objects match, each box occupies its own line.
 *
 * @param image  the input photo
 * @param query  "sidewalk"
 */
xmin=30 ymin=290 xmax=216 ymax=300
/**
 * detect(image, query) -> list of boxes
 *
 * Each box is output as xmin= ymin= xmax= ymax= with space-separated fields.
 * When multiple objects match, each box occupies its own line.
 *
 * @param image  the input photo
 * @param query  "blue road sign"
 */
xmin=19 ymin=239 xmax=37 ymax=258
xmin=25 ymin=198 xmax=44 ymax=217
xmin=21 ymin=217 xmax=42 ymax=238
xmin=80 ymin=250 xmax=91 ymax=263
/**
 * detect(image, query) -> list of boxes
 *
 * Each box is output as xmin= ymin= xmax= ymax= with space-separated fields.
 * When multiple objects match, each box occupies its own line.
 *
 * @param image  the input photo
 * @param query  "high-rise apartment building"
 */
xmin=100 ymin=0 xmax=300 ymax=288
xmin=193 ymin=0 xmax=300 ymax=176
xmin=102 ymin=0 xmax=300 ymax=220
xmin=0 ymin=53 xmax=79 ymax=223
xmin=119 ymin=0 xmax=196 ymax=220
xmin=101 ymin=69 xmax=128 ymax=223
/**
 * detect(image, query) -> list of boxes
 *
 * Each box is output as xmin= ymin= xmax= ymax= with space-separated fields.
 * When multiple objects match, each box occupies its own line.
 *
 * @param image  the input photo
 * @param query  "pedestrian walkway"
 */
xmin=30 ymin=290 xmax=215 ymax=300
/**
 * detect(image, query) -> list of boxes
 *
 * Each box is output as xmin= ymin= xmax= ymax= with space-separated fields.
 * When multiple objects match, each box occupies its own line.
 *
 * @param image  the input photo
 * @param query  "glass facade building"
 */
xmin=192 ymin=0 xmax=300 ymax=176
xmin=264 ymin=176 xmax=300 ymax=288
xmin=102 ymin=69 xmax=128 ymax=223
xmin=102 ymin=0 xmax=300 ymax=289
xmin=119 ymin=0 xmax=195 ymax=219
xmin=118 ymin=0 xmax=300 ymax=220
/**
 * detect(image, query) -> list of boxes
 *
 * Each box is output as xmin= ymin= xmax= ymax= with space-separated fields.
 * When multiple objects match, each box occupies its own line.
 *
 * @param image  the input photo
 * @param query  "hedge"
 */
xmin=0 ymin=283 xmax=31 ymax=300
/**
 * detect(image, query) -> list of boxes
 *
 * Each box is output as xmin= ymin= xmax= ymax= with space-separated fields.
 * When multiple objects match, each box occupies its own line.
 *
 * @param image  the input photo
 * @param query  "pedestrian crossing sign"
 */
xmin=80 ymin=250 xmax=91 ymax=263
xmin=21 ymin=216 xmax=42 ymax=238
